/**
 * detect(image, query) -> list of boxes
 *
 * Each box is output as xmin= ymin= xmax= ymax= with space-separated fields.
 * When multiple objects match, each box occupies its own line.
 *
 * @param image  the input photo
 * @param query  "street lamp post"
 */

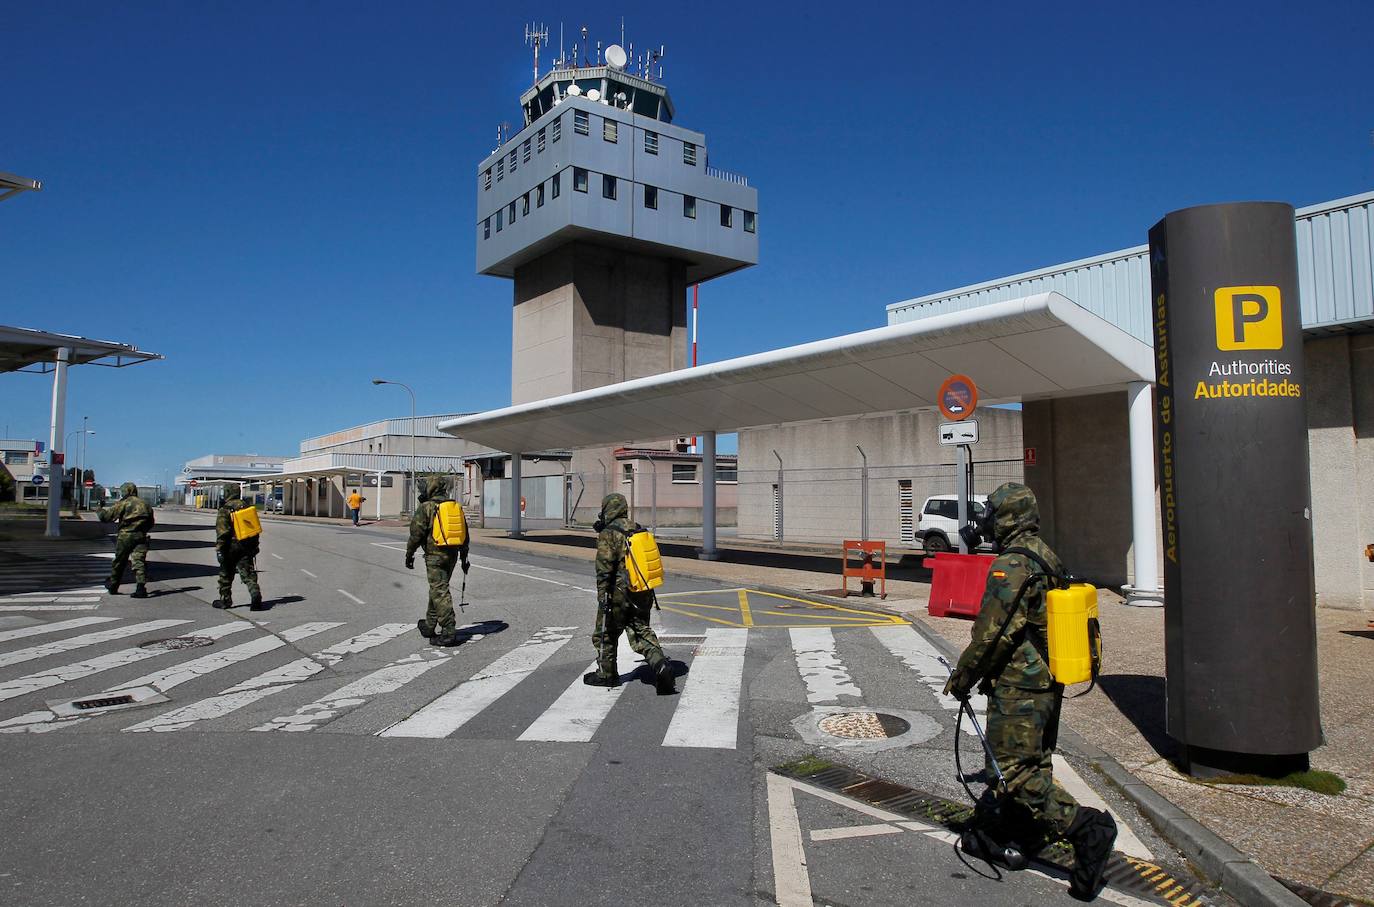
xmin=372 ymin=378 xmax=416 ymax=514
xmin=81 ymin=417 xmax=92 ymax=509
xmin=65 ymin=428 xmax=94 ymax=511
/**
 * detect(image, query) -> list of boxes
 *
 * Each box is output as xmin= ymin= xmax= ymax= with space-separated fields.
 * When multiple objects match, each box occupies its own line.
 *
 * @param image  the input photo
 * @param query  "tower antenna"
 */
xmin=580 ymin=25 xmax=588 ymax=66
xmin=525 ymin=22 xmax=549 ymax=84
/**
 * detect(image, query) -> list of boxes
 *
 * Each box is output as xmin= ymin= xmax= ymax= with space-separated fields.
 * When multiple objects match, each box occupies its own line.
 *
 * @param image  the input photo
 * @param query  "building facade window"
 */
xmin=4 ymin=451 xmax=28 ymax=465
xmin=683 ymin=142 xmax=697 ymax=165
xmin=715 ymin=466 xmax=738 ymax=484
xmin=720 ymin=204 xmax=732 ymax=227
xmin=603 ymin=119 xmax=618 ymax=143
xmin=602 ymin=174 xmax=616 ymax=199
xmin=508 ymin=150 xmax=517 ymax=173
xmin=508 ymin=201 xmax=516 ymax=222
xmin=644 ymin=185 xmax=657 ymax=210
xmin=671 ymin=463 xmax=698 ymax=484
xmin=522 ymin=139 xmax=531 ymax=163
xmin=644 ymin=130 xmax=658 ymax=155
xmin=537 ymin=128 xmax=546 ymax=152
xmin=536 ymin=183 xmax=545 ymax=207
xmin=553 ymin=118 xmax=561 ymax=142
xmin=573 ymin=167 xmax=588 ymax=192
xmin=497 ymin=159 xmax=504 ymax=181
xmin=495 ymin=209 xmax=503 ymax=231
xmin=744 ymin=211 xmax=756 ymax=233
xmin=552 ymin=171 xmax=561 ymax=197
xmin=483 ymin=217 xmax=490 ymax=239
xmin=683 ymin=195 xmax=696 ymax=218
xmin=574 ymin=110 xmax=589 ymax=135
xmin=622 ymin=463 xmax=634 ymax=483
xmin=483 ymin=168 xmax=491 ymax=190
xmin=522 ymin=193 xmax=530 ymax=216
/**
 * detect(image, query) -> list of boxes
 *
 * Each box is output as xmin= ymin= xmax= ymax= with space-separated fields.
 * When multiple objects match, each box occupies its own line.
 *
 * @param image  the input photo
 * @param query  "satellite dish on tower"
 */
xmin=567 ymin=83 xmax=582 ymax=96
xmin=586 ymin=88 xmax=601 ymax=102
xmin=605 ymin=43 xmax=627 ymax=69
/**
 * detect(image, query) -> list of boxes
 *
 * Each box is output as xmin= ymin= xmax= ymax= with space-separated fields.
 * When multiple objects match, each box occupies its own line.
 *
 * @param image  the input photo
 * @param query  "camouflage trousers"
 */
xmin=593 ymin=593 xmax=665 ymax=680
xmin=109 ymin=532 xmax=149 ymax=587
xmin=422 ymin=551 xmax=458 ymax=635
xmin=218 ymin=545 xmax=261 ymax=603
xmin=984 ymin=684 xmax=1080 ymax=839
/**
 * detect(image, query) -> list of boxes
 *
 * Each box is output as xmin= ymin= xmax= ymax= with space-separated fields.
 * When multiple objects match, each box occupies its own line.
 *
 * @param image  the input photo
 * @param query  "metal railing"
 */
xmin=705 ymin=165 xmax=749 ymax=187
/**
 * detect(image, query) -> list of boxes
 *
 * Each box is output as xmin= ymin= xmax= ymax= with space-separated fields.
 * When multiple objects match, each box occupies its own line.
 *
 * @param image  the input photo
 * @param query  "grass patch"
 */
xmin=775 ymin=755 xmax=835 ymax=777
xmin=1204 ymin=769 xmax=1346 ymax=796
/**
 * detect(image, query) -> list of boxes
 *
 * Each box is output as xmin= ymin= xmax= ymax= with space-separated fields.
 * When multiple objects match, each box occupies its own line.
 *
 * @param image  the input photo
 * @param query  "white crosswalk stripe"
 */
xmin=662 ymin=628 xmax=748 ymax=749
xmin=790 ymin=627 xmax=863 ymax=703
xmin=0 ymin=617 xmax=116 ymax=643
xmin=0 ymin=620 xmax=190 ymax=670
xmin=518 ymin=637 xmax=638 ymax=743
xmin=379 ymin=626 xmax=576 ymax=739
xmin=253 ymin=652 xmax=449 ymax=733
xmin=123 ymin=623 xmax=412 ymax=733
xmin=870 ymin=625 xmax=987 ymax=735
xmin=0 ymin=622 xmax=249 ymax=703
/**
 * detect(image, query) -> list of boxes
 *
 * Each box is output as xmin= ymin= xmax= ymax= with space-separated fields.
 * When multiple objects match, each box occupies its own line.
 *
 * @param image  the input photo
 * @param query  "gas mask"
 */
xmin=959 ymin=502 xmax=997 ymax=552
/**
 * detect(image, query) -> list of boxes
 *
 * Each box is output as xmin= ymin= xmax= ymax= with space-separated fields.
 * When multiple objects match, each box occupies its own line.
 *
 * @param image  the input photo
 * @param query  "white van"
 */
xmin=916 ymin=494 xmax=990 ymax=554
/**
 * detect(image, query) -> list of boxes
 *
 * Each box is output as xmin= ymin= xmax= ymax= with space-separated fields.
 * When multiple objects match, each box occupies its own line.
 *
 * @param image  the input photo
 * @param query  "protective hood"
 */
xmin=599 ymin=493 xmax=629 ymax=525
xmin=223 ymin=483 xmax=241 ymax=501
xmin=120 ymin=482 xmax=138 ymax=498
xmin=425 ymin=475 xmax=449 ymax=498
xmin=987 ymin=482 xmax=1039 ymax=544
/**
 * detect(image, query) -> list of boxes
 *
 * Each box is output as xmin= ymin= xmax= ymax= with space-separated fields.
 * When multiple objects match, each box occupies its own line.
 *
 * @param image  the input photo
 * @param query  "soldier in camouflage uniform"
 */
xmin=213 ymin=483 xmax=265 ymax=611
xmin=405 ymin=475 xmax=469 ymax=647
xmin=585 ymin=493 xmax=675 ymax=694
xmin=944 ymin=482 xmax=1117 ymax=901
xmin=98 ymin=482 xmax=154 ymax=598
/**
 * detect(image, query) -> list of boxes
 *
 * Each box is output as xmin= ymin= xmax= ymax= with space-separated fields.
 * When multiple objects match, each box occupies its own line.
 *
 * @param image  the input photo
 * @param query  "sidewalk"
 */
xmin=469 ymin=527 xmax=1374 ymax=905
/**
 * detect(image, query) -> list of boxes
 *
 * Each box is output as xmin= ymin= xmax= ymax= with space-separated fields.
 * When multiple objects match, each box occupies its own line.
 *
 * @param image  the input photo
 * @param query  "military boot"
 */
xmin=249 ymin=594 xmax=267 ymax=611
xmin=211 ymin=599 xmax=232 ymax=609
xmin=582 ymin=671 xmax=619 ymax=688
xmin=130 ymin=584 xmax=148 ymax=599
xmin=431 ymin=629 xmax=459 ymax=647
xmin=959 ymin=827 xmax=1028 ymax=872
xmin=1066 ymin=807 xmax=1117 ymax=901
xmin=416 ymin=620 xmax=435 ymax=639
xmin=105 ymin=579 xmax=120 ymax=595
xmin=654 ymin=658 xmax=676 ymax=695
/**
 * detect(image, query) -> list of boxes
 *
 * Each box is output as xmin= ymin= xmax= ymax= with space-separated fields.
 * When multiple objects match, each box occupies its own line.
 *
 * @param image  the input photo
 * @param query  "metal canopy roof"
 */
xmin=438 ymin=292 xmax=1154 ymax=453
xmin=0 ymin=325 xmax=164 ymax=374
xmin=0 ymin=171 xmax=42 ymax=202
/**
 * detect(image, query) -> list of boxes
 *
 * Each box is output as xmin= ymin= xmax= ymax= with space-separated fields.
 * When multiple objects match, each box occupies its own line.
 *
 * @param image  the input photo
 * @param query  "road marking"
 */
xmin=766 ymin=773 xmax=813 ymax=907
xmin=270 ymin=553 xmax=283 ymax=560
xmin=0 ymin=617 xmax=116 ymax=643
xmin=0 ymin=621 xmax=344 ymax=734
xmin=123 ymin=623 xmax=412 ymax=733
xmin=870 ymin=625 xmax=986 ymax=735
xmin=371 ymin=543 xmax=406 ymax=552
xmin=1052 ymin=754 xmax=1152 ymax=860
xmin=0 ymin=604 xmax=101 ymax=612
xmin=0 ymin=620 xmax=190 ymax=670
xmin=253 ymin=653 xmax=448 ymax=733
xmin=736 ymin=589 xmax=754 ymax=627
xmin=789 ymin=627 xmax=862 ymax=703
xmin=657 ymin=588 xmax=746 ymax=597
xmin=0 ymin=622 xmax=249 ymax=703
xmin=300 ymin=569 xmax=317 ymax=579
xmin=663 ymin=627 xmax=747 ymax=749
xmin=810 ymin=823 xmax=904 ymax=841
xmin=471 ymin=562 xmax=595 ymax=593
xmin=338 ymin=590 xmax=365 ymax=605
xmin=518 ymin=637 xmax=637 ymax=742
xmin=753 ymin=589 xmax=904 ymax=624
xmin=379 ymin=626 xmax=576 ymax=738
xmin=657 ymin=604 xmax=744 ymax=628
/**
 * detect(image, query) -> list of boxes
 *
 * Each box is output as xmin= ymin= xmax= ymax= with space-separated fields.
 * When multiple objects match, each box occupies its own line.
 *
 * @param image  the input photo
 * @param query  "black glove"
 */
xmin=405 ymin=555 xmax=414 ymax=570
xmin=461 ymin=559 xmax=470 ymax=574
xmin=597 ymin=591 xmax=609 ymax=609
xmin=944 ymin=667 xmax=976 ymax=701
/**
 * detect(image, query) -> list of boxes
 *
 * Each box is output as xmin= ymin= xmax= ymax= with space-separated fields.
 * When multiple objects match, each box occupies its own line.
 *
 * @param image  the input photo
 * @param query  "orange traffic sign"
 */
xmin=937 ymin=374 xmax=978 ymax=421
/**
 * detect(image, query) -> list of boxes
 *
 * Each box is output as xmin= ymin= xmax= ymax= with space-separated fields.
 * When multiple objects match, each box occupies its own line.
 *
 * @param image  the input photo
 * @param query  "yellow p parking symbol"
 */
xmin=1214 ymin=286 xmax=1283 ymax=351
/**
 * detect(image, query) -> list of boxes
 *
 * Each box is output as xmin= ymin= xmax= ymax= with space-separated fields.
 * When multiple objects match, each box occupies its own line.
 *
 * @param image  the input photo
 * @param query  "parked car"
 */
xmin=916 ymin=494 xmax=990 ymax=554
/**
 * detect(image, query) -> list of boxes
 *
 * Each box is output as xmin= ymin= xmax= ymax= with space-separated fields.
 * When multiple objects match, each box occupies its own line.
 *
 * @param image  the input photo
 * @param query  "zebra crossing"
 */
xmin=0 ymin=537 xmax=115 ymax=608
xmin=0 ymin=613 xmax=971 ymax=750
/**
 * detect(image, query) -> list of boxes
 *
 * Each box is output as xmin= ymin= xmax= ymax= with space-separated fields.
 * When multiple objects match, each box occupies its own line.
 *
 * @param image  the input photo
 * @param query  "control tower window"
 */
xmin=720 ymin=205 xmax=733 ymax=228
xmin=497 ymin=160 xmax=504 ymax=182
xmin=508 ymin=201 xmax=516 ymax=222
xmin=483 ymin=217 xmax=490 ymax=239
xmin=522 ymin=140 xmax=531 ymax=163
xmin=602 ymin=174 xmax=617 ymax=200
xmin=574 ymin=110 xmax=589 ymax=135
xmin=537 ymin=128 xmax=546 ymax=152
xmin=683 ymin=142 xmax=697 ymax=166
xmin=604 ymin=120 xmax=618 ymax=143
xmin=644 ymin=131 xmax=659 ymax=155
xmin=683 ymin=195 xmax=696 ymax=219
xmin=552 ymin=172 xmax=561 ymax=198
xmin=536 ymin=184 xmax=545 ymax=208
xmin=509 ymin=150 xmax=517 ymax=173
xmin=574 ymin=168 xmax=588 ymax=193
xmin=644 ymin=186 xmax=658 ymax=210
xmin=483 ymin=169 xmax=491 ymax=191
xmin=553 ymin=118 xmax=562 ymax=142
xmin=495 ymin=210 xmax=503 ymax=232
xmin=522 ymin=193 xmax=530 ymax=216
xmin=744 ymin=211 xmax=756 ymax=234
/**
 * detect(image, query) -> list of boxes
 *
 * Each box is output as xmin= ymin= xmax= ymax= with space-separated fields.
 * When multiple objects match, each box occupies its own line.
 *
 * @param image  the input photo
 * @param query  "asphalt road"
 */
xmin=0 ymin=512 xmax=1221 ymax=906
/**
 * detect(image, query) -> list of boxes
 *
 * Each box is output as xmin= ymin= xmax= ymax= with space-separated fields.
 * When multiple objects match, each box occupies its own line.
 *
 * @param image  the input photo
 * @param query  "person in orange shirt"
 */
xmin=347 ymin=489 xmax=365 ymax=526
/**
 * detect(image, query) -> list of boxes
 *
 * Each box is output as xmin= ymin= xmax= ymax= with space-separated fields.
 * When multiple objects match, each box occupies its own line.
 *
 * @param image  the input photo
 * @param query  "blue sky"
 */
xmin=2 ymin=0 xmax=1371 ymax=487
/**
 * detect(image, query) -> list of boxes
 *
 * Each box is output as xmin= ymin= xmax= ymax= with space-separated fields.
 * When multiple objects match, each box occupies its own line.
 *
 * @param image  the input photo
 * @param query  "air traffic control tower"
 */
xmin=476 ymin=32 xmax=758 ymax=405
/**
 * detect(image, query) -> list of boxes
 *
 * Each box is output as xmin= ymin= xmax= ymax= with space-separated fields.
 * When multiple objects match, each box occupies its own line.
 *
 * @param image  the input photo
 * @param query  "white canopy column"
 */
xmin=1124 ymin=381 xmax=1164 ymax=606
xmin=700 ymin=431 xmax=718 ymax=560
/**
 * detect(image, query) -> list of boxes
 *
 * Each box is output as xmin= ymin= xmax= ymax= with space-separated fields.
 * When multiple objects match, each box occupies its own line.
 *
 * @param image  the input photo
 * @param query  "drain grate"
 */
xmin=72 ymin=694 xmax=134 ymax=710
xmin=140 ymin=636 xmax=216 ymax=651
xmin=818 ymin=711 xmax=911 ymax=740
xmin=658 ymin=635 xmax=707 ymax=647
xmin=47 ymin=685 xmax=169 ymax=718
xmin=773 ymin=758 xmax=1217 ymax=906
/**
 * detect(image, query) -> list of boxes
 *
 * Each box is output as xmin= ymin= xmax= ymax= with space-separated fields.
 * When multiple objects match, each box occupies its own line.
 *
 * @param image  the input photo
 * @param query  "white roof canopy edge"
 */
xmin=438 ymin=292 xmax=1155 ymax=453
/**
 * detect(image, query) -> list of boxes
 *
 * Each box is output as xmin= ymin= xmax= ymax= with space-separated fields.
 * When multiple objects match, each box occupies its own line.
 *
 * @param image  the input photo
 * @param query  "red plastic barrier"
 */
xmin=925 ymin=552 xmax=996 ymax=619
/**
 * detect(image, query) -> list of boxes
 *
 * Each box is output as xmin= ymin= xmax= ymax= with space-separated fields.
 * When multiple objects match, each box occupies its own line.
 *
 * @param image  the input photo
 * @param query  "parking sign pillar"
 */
xmin=955 ymin=443 xmax=969 ymax=554
xmin=509 ymin=453 xmax=522 ymax=537
xmin=700 ymin=430 xmax=719 ymax=560
xmin=44 ymin=347 xmax=71 ymax=539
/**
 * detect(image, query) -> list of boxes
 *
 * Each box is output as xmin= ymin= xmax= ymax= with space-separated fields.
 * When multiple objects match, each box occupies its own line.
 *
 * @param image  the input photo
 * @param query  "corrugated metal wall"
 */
xmin=887 ymin=191 xmax=1374 ymax=341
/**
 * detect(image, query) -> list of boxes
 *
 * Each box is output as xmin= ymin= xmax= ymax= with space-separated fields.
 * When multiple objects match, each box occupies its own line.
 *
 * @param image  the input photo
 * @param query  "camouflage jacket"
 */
xmin=405 ymin=493 xmax=469 ymax=561
xmin=595 ymin=516 xmax=641 ymax=603
xmin=215 ymin=498 xmax=257 ymax=551
xmin=953 ymin=529 xmax=1064 ymax=692
xmin=98 ymin=495 xmax=154 ymax=535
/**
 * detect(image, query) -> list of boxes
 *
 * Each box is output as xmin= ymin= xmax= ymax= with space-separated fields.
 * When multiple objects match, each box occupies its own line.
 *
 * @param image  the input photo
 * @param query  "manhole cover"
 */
xmin=817 ymin=711 xmax=911 ymax=740
xmin=140 ymin=636 xmax=215 ymax=651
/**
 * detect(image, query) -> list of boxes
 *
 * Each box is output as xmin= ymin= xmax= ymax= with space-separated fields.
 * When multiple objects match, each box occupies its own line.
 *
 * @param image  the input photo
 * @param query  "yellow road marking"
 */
xmin=738 ymin=589 xmax=754 ymax=628
xmin=754 ymin=609 xmax=894 ymax=623
xmin=658 ymin=605 xmax=745 ymax=628
xmin=657 ymin=588 xmax=747 ymax=597
xmin=750 ymin=589 xmax=906 ymax=624
xmin=661 ymin=600 xmax=749 ymax=613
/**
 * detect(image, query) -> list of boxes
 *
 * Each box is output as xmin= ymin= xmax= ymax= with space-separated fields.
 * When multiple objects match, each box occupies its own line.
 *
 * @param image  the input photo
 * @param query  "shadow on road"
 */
xmin=246 ymin=595 xmax=306 ymax=611
xmin=145 ymin=585 xmax=203 ymax=599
